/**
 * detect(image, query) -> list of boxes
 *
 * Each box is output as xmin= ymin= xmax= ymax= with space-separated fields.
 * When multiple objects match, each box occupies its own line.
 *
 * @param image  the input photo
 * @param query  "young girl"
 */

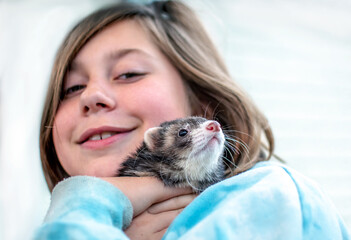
xmin=35 ymin=1 xmax=349 ymax=239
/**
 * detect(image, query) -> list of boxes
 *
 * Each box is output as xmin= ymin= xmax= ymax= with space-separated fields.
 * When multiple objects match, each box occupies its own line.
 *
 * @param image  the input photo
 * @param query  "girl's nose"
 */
xmin=79 ymin=83 xmax=116 ymax=115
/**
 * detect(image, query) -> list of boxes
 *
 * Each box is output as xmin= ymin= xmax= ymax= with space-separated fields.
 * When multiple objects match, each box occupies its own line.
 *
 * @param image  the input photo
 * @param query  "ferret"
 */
xmin=118 ymin=117 xmax=226 ymax=192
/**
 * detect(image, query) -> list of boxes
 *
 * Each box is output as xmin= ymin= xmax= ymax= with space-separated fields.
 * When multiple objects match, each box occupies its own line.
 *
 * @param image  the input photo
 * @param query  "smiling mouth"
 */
xmin=78 ymin=128 xmax=135 ymax=145
xmin=87 ymin=131 xmax=118 ymax=141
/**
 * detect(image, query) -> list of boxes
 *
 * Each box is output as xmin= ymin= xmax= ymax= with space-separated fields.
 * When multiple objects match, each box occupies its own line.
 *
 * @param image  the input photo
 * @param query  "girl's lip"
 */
xmin=80 ymin=131 xmax=132 ymax=150
xmin=77 ymin=126 xmax=135 ymax=144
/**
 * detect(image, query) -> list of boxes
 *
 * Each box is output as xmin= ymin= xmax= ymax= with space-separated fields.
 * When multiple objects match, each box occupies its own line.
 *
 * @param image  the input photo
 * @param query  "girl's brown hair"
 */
xmin=40 ymin=1 xmax=274 ymax=192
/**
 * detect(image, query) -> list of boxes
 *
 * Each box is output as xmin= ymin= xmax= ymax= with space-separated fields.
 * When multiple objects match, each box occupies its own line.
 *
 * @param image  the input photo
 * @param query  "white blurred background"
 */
xmin=0 ymin=0 xmax=350 ymax=239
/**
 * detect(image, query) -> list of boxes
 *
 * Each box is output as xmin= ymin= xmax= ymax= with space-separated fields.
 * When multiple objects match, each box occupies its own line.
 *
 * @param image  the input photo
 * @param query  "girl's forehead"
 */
xmin=69 ymin=20 xmax=161 ymax=68
xmin=78 ymin=21 xmax=153 ymax=53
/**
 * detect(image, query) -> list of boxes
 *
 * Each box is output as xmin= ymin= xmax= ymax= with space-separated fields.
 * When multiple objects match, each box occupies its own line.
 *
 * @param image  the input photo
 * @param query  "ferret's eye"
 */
xmin=178 ymin=129 xmax=188 ymax=137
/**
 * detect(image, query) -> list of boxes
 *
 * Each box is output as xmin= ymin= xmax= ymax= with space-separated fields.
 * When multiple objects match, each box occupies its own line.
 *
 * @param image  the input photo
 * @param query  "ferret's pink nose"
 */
xmin=206 ymin=121 xmax=221 ymax=132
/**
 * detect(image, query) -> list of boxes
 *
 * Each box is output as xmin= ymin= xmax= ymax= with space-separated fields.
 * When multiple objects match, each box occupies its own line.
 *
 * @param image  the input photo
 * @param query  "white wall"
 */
xmin=0 ymin=0 xmax=350 ymax=239
xmin=188 ymin=0 xmax=351 ymax=229
xmin=0 ymin=1 xmax=117 ymax=239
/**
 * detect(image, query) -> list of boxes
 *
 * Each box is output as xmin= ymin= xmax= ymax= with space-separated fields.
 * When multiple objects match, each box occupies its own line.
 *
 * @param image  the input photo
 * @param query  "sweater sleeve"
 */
xmin=34 ymin=176 xmax=133 ymax=240
xmin=163 ymin=162 xmax=350 ymax=240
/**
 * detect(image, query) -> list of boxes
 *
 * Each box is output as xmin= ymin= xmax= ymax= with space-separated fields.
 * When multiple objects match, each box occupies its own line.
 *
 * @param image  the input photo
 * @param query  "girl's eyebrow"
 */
xmin=106 ymin=48 xmax=153 ymax=62
xmin=69 ymin=48 xmax=153 ymax=73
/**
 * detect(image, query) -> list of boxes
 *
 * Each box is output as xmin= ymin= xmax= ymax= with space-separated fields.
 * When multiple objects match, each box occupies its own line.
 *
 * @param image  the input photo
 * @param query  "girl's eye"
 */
xmin=62 ymin=85 xmax=86 ymax=98
xmin=115 ymin=72 xmax=145 ymax=81
xmin=178 ymin=129 xmax=188 ymax=137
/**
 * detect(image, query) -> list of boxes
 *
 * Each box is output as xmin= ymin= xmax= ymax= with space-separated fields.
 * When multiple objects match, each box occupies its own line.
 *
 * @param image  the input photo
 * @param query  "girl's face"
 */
xmin=53 ymin=20 xmax=191 ymax=177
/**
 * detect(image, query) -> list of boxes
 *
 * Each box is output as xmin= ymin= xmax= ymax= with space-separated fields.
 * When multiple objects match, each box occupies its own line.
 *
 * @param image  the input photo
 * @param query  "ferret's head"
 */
xmin=144 ymin=117 xmax=225 ymax=179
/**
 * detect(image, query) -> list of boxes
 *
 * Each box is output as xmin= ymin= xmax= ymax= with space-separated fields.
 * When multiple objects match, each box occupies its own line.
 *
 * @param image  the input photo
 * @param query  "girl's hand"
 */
xmin=101 ymin=176 xmax=194 ymax=216
xmin=101 ymin=177 xmax=197 ymax=240
xmin=125 ymin=193 xmax=196 ymax=240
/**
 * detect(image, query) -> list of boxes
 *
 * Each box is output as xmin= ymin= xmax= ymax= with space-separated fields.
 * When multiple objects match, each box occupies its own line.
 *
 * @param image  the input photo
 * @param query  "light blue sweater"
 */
xmin=34 ymin=162 xmax=350 ymax=239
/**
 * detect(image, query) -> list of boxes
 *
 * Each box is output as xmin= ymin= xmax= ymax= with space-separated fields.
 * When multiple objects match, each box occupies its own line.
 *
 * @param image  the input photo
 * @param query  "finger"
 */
xmin=154 ymin=228 xmax=168 ymax=240
xmin=125 ymin=208 xmax=183 ymax=239
xmin=152 ymin=185 xmax=194 ymax=203
xmin=148 ymin=194 xmax=197 ymax=214
xmin=153 ymin=208 xmax=184 ymax=233
xmin=102 ymin=177 xmax=193 ymax=217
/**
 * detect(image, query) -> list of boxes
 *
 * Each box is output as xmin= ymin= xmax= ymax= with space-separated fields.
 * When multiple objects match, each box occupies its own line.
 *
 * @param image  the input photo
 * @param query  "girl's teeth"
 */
xmin=90 ymin=134 xmax=101 ymax=141
xmin=101 ymin=132 xmax=113 ymax=140
xmin=88 ymin=132 xmax=115 ymax=141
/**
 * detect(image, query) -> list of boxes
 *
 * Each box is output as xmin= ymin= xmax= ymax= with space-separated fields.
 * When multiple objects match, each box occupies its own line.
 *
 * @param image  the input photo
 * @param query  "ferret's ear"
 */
xmin=144 ymin=127 xmax=162 ymax=150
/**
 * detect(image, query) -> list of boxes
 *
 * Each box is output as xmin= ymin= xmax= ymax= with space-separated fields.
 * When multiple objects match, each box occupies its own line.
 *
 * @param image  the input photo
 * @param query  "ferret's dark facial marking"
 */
xmin=118 ymin=117 xmax=226 ymax=192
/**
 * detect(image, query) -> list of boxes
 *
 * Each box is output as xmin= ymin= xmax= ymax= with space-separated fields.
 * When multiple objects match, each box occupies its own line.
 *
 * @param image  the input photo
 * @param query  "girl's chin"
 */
xmin=76 ymin=159 xmax=123 ymax=177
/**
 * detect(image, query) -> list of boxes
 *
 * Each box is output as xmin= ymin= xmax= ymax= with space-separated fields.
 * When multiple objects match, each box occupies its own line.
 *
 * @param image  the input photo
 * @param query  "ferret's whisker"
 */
xmin=224 ymin=132 xmax=251 ymax=145
xmin=203 ymin=102 xmax=211 ymax=119
xmin=211 ymin=101 xmax=222 ymax=119
xmin=222 ymin=129 xmax=256 ymax=143
xmin=224 ymin=141 xmax=241 ymax=155
xmin=225 ymin=136 xmax=250 ymax=156
xmin=222 ymin=154 xmax=237 ymax=169
xmin=224 ymin=145 xmax=236 ymax=164
xmin=225 ymin=138 xmax=248 ymax=153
